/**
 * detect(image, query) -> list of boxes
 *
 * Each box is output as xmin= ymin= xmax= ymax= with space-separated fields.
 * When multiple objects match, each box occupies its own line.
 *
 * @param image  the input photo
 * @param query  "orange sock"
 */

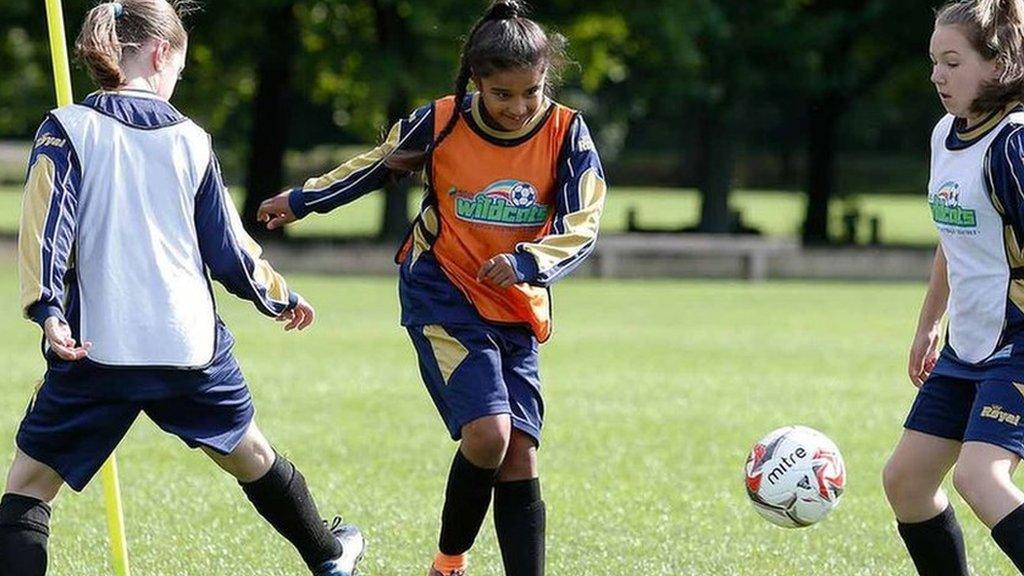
xmin=433 ymin=551 xmax=467 ymax=573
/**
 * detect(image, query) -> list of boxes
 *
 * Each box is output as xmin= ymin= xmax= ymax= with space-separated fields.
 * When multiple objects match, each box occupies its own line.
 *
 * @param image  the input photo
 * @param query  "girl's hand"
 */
xmin=43 ymin=316 xmax=90 ymax=361
xmin=908 ymin=329 xmax=940 ymax=388
xmin=477 ymin=254 xmax=518 ymax=288
xmin=277 ymin=295 xmax=315 ymax=331
xmin=257 ymin=190 xmax=297 ymax=230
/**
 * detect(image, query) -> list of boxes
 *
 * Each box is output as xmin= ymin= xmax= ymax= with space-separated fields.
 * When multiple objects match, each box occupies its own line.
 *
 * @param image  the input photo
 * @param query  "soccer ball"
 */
xmin=744 ymin=425 xmax=846 ymax=528
xmin=509 ymin=182 xmax=537 ymax=207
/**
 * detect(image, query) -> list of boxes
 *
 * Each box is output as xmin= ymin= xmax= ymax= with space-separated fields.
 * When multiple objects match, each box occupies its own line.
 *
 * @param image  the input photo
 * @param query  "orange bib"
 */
xmin=412 ymin=95 xmax=575 ymax=342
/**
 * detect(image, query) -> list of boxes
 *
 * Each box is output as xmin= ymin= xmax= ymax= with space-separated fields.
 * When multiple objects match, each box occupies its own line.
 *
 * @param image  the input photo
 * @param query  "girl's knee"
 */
xmin=882 ymin=457 xmax=909 ymax=502
xmin=461 ymin=416 xmax=511 ymax=468
xmin=498 ymin=432 xmax=537 ymax=481
xmin=208 ymin=423 xmax=276 ymax=482
xmin=952 ymin=463 xmax=993 ymax=504
xmin=4 ymin=452 xmax=63 ymax=503
xmin=953 ymin=444 xmax=1019 ymax=507
xmin=883 ymin=454 xmax=938 ymax=509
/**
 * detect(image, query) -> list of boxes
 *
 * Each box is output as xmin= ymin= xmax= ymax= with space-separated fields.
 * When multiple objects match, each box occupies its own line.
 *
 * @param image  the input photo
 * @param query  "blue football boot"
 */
xmin=313 ymin=517 xmax=365 ymax=576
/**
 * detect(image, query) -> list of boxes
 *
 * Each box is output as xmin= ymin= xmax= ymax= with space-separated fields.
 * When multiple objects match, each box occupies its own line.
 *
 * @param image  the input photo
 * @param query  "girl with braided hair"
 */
xmin=259 ymin=1 xmax=606 ymax=574
xmin=883 ymin=0 xmax=1024 ymax=573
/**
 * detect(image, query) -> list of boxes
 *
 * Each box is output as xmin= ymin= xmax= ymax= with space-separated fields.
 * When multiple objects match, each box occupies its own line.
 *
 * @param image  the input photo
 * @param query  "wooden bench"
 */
xmin=594 ymin=233 xmax=800 ymax=281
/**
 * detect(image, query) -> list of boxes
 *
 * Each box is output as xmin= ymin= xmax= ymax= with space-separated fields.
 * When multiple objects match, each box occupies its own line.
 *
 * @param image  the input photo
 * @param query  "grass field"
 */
xmin=0 ymin=185 xmax=938 ymax=246
xmin=0 ymin=262 xmax=1018 ymax=575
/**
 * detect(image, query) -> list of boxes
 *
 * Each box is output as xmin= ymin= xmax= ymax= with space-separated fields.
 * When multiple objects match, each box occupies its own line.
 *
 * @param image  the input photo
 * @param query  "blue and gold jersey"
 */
xmin=289 ymin=93 xmax=607 ymax=340
xmin=930 ymin=103 xmax=1024 ymax=379
xmin=20 ymin=90 xmax=296 ymax=374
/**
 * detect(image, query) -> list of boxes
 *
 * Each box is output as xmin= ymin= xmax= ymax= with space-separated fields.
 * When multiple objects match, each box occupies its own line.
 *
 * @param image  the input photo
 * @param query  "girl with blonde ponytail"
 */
xmin=883 ymin=1 xmax=1024 ymax=574
xmin=259 ymin=1 xmax=606 ymax=574
xmin=2 ymin=2 xmax=365 ymax=575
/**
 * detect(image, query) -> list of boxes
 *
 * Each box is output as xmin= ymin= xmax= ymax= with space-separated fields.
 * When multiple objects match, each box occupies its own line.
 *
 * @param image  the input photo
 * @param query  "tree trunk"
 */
xmin=372 ymin=0 xmax=415 ymax=240
xmin=696 ymin=102 xmax=735 ymax=233
xmin=380 ymin=94 xmax=413 ymax=241
xmin=242 ymin=1 xmax=297 ymax=240
xmin=802 ymin=95 xmax=844 ymax=245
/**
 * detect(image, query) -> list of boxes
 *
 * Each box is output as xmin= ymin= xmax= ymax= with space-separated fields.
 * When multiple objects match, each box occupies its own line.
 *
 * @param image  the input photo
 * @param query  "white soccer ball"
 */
xmin=509 ymin=182 xmax=536 ymax=207
xmin=744 ymin=425 xmax=846 ymax=528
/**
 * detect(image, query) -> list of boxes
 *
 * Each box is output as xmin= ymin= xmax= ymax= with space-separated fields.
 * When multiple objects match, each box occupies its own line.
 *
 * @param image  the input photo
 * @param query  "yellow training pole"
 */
xmin=99 ymin=456 xmax=130 ymax=576
xmin=43 ymin=1 xmax=131 ymax=575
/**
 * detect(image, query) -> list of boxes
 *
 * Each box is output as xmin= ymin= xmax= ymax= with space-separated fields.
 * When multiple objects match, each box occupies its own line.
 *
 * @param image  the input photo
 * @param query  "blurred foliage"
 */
xmin=0 ymin=0 xmax=948 ymax=237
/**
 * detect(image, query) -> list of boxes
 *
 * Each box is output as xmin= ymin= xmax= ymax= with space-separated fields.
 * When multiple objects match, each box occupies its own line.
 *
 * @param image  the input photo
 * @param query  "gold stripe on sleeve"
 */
xmin=521 ymin=168 xmax=607 ymax=273
xmin=225 ymin=188 xmax=290 ymax=304
xmin=1005 ymin=225 xmax=1024 ymax=314
xmin=18 ymin=156 xmax=56 ymax=313
xmin=301 ymin=122 xmax=402 ymax=192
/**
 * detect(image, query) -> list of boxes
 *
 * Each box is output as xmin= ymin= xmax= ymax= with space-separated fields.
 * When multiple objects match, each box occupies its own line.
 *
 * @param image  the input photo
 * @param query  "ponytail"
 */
xmin=990 ymin=0 xmax=1024 ymax=82
xmin=74 ymin=0 xmax=192 ymax=92
xmin=75 ymin=3 xmax=126 ymax=90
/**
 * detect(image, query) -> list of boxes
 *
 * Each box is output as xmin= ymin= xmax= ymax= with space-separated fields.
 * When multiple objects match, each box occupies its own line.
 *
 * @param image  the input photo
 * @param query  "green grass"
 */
xmin=0 ymin=262 xmax=1017 ymax=574
xmin=0 ymin=185 xmax=938 ymax=245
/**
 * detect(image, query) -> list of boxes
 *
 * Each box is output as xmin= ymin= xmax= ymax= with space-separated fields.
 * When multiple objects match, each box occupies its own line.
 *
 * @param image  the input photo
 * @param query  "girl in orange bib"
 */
xmin=259 ymin=2 xmax=606 ymax=574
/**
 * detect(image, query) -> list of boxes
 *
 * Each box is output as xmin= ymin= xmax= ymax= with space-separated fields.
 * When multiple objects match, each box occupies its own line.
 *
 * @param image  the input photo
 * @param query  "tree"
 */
xmin=786 ymin=0 xmax=935 ymax=244
xmin=242 ymin=1 xmax=299 ymax=240
xmin=619 ymin=0 xmax=806 ymax=233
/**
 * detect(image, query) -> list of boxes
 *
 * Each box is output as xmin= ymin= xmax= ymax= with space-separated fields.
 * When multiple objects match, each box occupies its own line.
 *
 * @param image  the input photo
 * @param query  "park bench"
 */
xmin=593 ymin=233 xmax=801 ymax=281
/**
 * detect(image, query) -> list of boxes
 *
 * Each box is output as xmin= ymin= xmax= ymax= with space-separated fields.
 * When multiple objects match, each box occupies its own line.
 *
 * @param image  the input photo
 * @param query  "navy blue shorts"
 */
xmin=904 ymin=373 xmax=1024 ymax=458
xmin=407 ymin=323 xmax=543 ymax=445
xmin=16 ymin=354 xmax=254 ymax=492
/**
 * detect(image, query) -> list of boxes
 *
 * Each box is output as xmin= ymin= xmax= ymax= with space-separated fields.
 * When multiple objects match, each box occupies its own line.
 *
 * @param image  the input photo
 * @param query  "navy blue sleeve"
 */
xmin=20 ymin=115 xmax=80 ymax=327
xmin=288 ymin=102 xmax=437 ymax=218
xmin=195 ymin=152 xmax=297 ymax=317
xmin=512 ymin=114 xmax=607 ymax=286
xmin=985 ymin=125 xmax=1024 ymax=246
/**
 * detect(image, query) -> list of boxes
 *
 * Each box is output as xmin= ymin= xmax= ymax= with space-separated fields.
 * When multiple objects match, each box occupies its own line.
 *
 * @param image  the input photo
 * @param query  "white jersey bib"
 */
xmin=930 ymin=113 xmax=1024 ymax=363
xmin=51 ymin=101 xmax=217 ymax=367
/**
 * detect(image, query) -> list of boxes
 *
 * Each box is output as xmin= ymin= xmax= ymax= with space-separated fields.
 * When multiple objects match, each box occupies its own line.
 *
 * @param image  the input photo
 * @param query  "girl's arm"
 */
xmin=260 ymin=103 xmax=437 ymax=228
xmin=20 ymin=116 xmax=79 ymax=328
xmin=19 ymin=116 xmax=90 ymax=360
xmin=195 ymin=151 xmax=301 ymax=319
xmin=908 ymin=246 xmax=948 ymax=386
xmin=507 ymin=114 xmax=607 ymax=286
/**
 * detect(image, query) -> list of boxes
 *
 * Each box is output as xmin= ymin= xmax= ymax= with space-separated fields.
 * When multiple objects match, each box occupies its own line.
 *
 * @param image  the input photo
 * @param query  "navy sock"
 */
xmin=993 ymin=503 xmax=1024 ymax=572
xmin=494 ymin=478 xmax=545 ymax=576
xmin=0 ymin=493 xmax=51 ymax=576
xmin=897 ymin=505 xmax=969 ymax=576
xmin=438 ymin=449 xmax=498 ymax=555
xmin=240 ymin=453 xmax=342 ymax=569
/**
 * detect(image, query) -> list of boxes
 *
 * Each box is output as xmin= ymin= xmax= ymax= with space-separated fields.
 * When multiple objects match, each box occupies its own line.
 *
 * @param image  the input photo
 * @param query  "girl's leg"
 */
xmin=433 ymin=415 xmax=510 ymax=575
xmin=882 ymin=430 xmax=968 ymax=575
xmin=202 ymin=420 xmax=276 ymax=482
xmin=203 ymin=422 xmax=358 ymax=574
xmin=0 ymin=450 xmax=64 ymax=576
xmin=494 ymin=429 xmax=543 ymax=576
xmin=953 ymin=441 xmax=1024 ymax=570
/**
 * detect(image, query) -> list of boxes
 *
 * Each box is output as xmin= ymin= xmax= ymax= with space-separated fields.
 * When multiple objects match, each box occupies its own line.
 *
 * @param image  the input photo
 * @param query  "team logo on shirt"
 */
xmin=929 ymin=181 xmax=977 ymax=228
xmin=453 ymin=179 xmax=549 ymax=227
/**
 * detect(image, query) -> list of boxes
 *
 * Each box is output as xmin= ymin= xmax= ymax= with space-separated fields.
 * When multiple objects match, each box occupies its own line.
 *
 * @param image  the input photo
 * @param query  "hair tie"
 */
xmin=111 ymin=2 xmax=124 ymax=19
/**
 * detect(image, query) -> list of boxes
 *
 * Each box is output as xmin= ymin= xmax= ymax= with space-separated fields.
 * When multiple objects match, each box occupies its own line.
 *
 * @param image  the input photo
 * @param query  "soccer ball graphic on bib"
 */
xmin=509 ymin=182 xmax=537 ymax=207
xmin=744 ymin=426 xmax=846 ymax=528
